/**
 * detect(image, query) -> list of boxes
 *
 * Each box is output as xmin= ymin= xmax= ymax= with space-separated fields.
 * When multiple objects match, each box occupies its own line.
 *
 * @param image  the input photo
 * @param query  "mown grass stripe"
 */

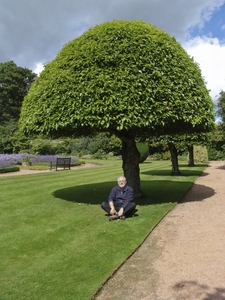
xmin=0 ymin=159 xmax=206 ymax=300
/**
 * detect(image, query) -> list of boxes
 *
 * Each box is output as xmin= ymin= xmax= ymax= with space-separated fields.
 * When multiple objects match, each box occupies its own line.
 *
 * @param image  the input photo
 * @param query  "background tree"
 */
xmin=217 ymin=90 xmax=225 ymax=134
xmin=0 ymin=61 xmax=36 ymax=153
xmin=10 ymin=129 xmax=32 ymax=154
xmin=19 ymin=20 xmax=215 ymax=197
xmin=205 ymin=90 xmax=225 ymax=160
xmin=0 ymin=61 xmax=36 ymax=123
xmin=0 ymin=120 xmax=18 ymax=153
xmin=208 ymin=124 xmax=225 ymax=160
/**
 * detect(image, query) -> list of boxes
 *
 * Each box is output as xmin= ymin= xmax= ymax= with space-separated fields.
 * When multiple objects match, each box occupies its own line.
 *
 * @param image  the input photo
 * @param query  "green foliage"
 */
xmin=162 ymin=151 xmax=171 ymax=160
xmin=92 ymin=132 xmax=111 ymax=153
xmin=11 ymin=129 xmax=31 ymax=154
xmin=150 ymin=151 xmax=171 ymax=161
xmin=136 ymin=142 xmax=149 ymax=163
xmin=217 ymin=90 xmax=225 ymax=133
xmin=207 ymin=124 xmax=225 ymax=160
xmin=7 ymin=132 xmax=120 ymax=157
xmin=0 ymin=61 xmax=36 ymax=153
xmin=52 ymin=138 xmax=72 ymax=155
xmin=0 ymin=120 xmax=18 ymax=153
xmin=28 ymin=137 xmax=71 ymax=155
xmin=70 ymin=136 xmax=98 ymax=156
xmin=92 ymin=149 xmax=108 ymax=159
xmin=22 ymin=155 xmax=31 ymax=162
xmin=192 ymin=145 xmax=208 ymax=163
xmin=0 ymin=166 xmax=19 ymax=173
xmin=109 ymin=135 xmax=122 ymax=155
xmin=20 ymin=20 xmax=214 ymax=138
xmin=31 ymin=137 xmax=55 ymax=155
xmin=150 ymin=153 xmax=163 ymax=160
xmin=208 ymin=147 xmax=225 ymax=160
xmin=208 ymin=140 xmax=225 ymax=160
xmin=0 ymin=61 xmax=36 ymax=124
xmin=70 ymin=133 xmax=120 ymax=156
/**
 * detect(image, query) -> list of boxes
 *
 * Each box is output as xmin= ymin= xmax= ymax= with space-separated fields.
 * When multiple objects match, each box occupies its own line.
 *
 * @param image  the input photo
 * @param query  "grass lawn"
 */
xmin=0 ymin=159 xmax=207 ymax=300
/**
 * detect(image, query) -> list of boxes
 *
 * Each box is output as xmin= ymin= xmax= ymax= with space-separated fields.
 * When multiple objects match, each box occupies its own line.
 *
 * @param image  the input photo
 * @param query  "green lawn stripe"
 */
xmin=0 ymin=160 xmax=206 ymax=299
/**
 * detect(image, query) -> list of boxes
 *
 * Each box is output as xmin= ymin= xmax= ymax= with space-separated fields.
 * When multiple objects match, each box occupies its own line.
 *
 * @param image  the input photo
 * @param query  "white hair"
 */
xmin=117 ymin=176 xmax=126 ymax=182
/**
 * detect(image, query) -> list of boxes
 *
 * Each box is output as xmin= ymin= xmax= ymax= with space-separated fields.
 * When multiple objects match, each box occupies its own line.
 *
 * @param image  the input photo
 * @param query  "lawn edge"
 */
xmin=91 ymin=202 xmax=177 ymax=299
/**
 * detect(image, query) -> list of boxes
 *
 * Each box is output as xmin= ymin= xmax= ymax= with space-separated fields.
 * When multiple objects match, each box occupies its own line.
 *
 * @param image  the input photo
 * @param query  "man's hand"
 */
xmin=110 ymin=208 xmax=117 ymax=215
xmin=117 ymin=207 xmax=124 ymax=217
xmin=109 ymin=201 xmax=117 ymax=215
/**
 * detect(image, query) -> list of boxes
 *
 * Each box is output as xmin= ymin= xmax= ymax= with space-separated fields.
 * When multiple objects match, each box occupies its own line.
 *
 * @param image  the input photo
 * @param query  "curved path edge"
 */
xmin=94 ymin=161 xmax=225 ymax=300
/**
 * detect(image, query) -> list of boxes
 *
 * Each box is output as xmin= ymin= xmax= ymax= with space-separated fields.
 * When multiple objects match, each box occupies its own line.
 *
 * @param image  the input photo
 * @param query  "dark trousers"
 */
xmin=101 ymin=201 xmax=136 ymax=216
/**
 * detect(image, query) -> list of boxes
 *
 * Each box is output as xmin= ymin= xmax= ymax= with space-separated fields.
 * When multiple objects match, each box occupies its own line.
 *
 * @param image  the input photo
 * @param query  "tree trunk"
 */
xmin=168 ymin=143 xmax=181 ymax=175
xmin=121 ymin=139 xmax=144 ymax=199
xmin=188 ymin=145 xmax=195 ymax=166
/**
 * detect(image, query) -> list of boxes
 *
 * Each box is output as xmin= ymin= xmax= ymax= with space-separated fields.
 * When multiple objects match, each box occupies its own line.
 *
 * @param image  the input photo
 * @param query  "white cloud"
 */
xmin=33 ymin=62 xmax=44 ymax=75
xmin=183 ymin=36 xmax=225 ymax=102
xmin=1 ymin=0 xmax=225 ymax=105
xmin=1 ymin=0 xmax=224 ymax=70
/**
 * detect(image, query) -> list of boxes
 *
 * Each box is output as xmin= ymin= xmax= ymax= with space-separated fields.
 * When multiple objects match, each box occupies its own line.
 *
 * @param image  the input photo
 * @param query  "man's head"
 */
xmin=117 ymin=176 xmax=127 ymax=188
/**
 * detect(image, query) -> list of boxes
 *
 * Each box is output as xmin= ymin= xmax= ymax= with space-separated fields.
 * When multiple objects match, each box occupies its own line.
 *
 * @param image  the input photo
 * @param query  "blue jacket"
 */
xmin=108 ymin=184 xmax=134 ymax=209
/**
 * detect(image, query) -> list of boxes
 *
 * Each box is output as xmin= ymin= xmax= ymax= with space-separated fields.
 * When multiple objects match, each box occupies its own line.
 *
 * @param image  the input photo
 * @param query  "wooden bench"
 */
xmin=50 ymin=157 xmax=71 ymax=171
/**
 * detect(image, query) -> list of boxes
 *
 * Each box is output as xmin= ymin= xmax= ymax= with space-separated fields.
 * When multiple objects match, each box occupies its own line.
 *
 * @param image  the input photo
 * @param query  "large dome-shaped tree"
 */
xmin=19 ymin=20 xmax=214 ymax=197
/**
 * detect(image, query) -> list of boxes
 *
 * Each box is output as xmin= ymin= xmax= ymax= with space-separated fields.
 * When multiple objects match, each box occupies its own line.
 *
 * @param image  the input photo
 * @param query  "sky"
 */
xmin=1 ymin=0 xmax=225 ymax=103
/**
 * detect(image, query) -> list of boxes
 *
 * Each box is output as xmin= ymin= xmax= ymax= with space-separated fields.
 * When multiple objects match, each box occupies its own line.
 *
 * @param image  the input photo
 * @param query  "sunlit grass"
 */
xmin=0 ymin=159 xmax=207 ymax=300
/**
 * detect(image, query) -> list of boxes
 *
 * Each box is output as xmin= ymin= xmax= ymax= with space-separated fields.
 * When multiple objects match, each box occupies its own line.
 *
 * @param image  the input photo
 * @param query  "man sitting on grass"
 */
xmin=101 ymin=176 xmax=136 ymax=221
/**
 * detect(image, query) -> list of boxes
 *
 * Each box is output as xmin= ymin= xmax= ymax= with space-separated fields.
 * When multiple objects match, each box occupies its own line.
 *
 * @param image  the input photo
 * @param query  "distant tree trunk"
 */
xmin=188 ymin=145 xmax=195 ymax=166
xmin=121 ymin=138 xmax=145 ymax=198
xmin=168 ymin=143 xmax=181 ymax=175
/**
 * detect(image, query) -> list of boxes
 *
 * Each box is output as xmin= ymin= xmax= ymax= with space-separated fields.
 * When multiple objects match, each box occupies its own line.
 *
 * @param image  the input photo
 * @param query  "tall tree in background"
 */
xmin=0 ymin=61 xmax=36 ymax=153
xmin=19 ymin=21 xmax=215 ymax=197
xmin=0 ymin=61 xmax=36 ymax=123
xmin=217 ymin=90 xmax=225 ymax=134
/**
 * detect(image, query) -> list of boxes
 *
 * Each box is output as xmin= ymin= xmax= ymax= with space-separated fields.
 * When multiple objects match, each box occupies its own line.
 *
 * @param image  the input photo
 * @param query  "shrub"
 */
xmin=151 ymin=153 xmax=163 ymax=160
xmin=161 ymin=151 xmax=171 ymax=160
xmin=208 ymin=140 xmax=225 ymax=160
xmin=31 ymin=138 xmax=55 ymax=155
xmin=0 ymin=166 xmax=20 ymax=173
xmin=208 ymin=148 xmax=225 ymax=160
xmin=136 ymin=142 xmax=149 ymax=163
xmin=92 ymin=150 xmax=108 ymax=159
xmin=193 ymin=145 xmax=208 ymax=163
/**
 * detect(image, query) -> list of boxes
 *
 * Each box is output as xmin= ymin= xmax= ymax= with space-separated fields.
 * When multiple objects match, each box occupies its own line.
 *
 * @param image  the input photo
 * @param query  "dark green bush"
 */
xmin=31 ymin=138 xmax=55 ymax=155
xmin=162 ymin=151 xmax=171 ymax=160
xmin=0 ymin=166 xmax=20 ymax=173
xmin=136 ymin=142 xmax=149 ymax=163
xmin=208 ymin=148 xmax=225 ymax=160
xmin=92 ymin=150 xmax=108 ymax=159
xmin=208 ymin=140 xmax=225 ymax=160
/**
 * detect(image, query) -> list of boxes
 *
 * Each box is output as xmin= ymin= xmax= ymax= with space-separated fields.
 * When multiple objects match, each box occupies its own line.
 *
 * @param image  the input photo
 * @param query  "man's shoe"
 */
xmin=120 ymin=216 xmax=126 ymax=220
xmin=109 ymin=214 xmax=119 ymax=221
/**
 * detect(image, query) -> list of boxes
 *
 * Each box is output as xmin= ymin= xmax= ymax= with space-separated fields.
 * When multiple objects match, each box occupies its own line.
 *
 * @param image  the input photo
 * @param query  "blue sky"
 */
xmin=184 ymin=2 xmax=225 ymax=102
xmin=190 ymin=3 xmax=225 ymax=40
xmin=1 ymin=0 xmax=225 ymax=102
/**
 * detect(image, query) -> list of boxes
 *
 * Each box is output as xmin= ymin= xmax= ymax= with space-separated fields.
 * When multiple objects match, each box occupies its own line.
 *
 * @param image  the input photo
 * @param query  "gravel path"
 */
xmin=94 ymin=161 xmax=225 ymax=300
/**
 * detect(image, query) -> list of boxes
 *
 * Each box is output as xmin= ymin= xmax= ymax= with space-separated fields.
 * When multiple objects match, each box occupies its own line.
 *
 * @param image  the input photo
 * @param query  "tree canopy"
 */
xmin=0 ymin=61 xmax=36 ymax=124
xmin=19 ymin=20 xmax=215 ymax=196
xmin=0 ymin=61 xmax=36 ymax=153
xmin=217 ymin=90 xmax=225 ymax=132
